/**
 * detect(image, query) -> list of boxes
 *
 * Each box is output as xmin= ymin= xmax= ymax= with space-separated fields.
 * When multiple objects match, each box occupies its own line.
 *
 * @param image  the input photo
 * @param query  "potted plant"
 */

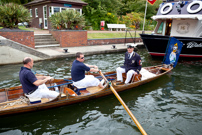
xmin=0 ymin=3 xmax=34 ymax=48
xmin=49 ymin=10 xmax=87 ymax=47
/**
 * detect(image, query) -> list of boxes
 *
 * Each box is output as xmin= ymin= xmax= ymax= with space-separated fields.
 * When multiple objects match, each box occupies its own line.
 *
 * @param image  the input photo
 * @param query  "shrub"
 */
xmin=0 ymin=3 xmax=30 ymax=29
xmin=119 ymin=12 xmax=144 ymax=30
xmin=49 ymin=10 xmax=85 ymax=30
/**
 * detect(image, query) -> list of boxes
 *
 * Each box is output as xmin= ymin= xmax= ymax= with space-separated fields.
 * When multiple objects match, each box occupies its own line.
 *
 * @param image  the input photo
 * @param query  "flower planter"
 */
xmin=49 ymin=30 xmax=87 ymax=47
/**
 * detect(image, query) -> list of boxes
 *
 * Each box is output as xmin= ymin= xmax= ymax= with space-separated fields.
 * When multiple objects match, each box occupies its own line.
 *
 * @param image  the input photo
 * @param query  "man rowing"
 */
xmin=116 ymin=44 xmax=142 ymax=84
xmin=71 ymin=52 xmax=104 ymax=89
xmin=19 ymin=57 xmax=59 ymax=100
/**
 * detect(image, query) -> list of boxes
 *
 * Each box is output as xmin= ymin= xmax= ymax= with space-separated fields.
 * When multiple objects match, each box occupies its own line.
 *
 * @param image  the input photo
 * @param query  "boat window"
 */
xmin=157 ymin=22 xmax=164 ymax=34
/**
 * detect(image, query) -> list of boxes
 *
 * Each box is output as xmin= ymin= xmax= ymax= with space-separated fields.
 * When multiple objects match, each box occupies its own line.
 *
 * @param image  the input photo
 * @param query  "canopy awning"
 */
xmin=151 ymin=15 xmax=202 ymax=20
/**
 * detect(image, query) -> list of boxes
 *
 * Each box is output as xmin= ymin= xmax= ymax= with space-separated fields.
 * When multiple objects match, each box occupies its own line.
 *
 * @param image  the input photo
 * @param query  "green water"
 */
xmin=0 ymin=48 xmax=202 ymax=135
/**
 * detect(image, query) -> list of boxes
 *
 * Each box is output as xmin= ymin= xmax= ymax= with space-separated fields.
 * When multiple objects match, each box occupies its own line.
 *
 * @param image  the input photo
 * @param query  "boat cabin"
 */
xmin=152 ymin=0 xmax=202 ymax=37
xmin=24 ymin=0 xmax=88 ymax=29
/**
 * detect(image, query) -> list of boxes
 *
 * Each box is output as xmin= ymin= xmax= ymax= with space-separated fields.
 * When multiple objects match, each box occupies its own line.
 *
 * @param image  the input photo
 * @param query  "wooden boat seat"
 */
xmin=86 ymin=86 xmax=102 ymax=93
xmin=122 ymin=73 xmax=142 ymax=83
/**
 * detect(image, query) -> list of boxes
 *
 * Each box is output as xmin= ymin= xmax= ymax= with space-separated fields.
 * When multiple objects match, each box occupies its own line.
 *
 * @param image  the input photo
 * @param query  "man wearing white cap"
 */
xmin=116 ymin=44 xmax=142 ymax=84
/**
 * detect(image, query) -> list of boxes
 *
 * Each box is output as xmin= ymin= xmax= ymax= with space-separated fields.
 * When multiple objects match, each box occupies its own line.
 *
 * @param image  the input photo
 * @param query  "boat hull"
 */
xmin=0 ymin=66 xmax=172 ymax=116
xmin=140 ymin=34 xmax=202 ymax=58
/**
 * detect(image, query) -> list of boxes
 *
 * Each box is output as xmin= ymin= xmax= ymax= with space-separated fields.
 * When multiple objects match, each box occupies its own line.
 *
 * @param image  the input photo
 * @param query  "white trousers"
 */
xmin=26 ymin=84 xmax=59 ymax=99
xmin=116 ymin=67 xmax=135 ymax=84
xmin=73 ymin=75 xmax=100 ymax=87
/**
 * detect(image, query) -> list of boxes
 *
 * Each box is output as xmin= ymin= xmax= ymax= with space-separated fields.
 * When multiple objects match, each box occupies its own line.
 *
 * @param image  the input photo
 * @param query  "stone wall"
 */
xmin=0 ymin=30 xmax=35 ymax=48
xmin=50 ymin=30 xmax=87 ymax=47
xmin=87 ymin=38 xmax=142 ymax=46
xmin=0 ymin=36 xmax=50 ymax=65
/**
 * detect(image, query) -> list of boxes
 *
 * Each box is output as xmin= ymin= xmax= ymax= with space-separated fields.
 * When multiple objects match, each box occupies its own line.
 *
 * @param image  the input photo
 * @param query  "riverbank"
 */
xmin=35 ymin=43 xmax=144 ymax=59
xmin=0 ymin=28 xmax=145 ymax=65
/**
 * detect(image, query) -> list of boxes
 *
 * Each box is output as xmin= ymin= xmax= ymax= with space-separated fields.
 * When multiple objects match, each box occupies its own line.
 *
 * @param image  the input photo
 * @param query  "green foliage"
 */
xmin=0 ymin=3 xmax=30 ymax=28
xmin=82 ymin=0 xmax=161 ymax=30
xmin=119 ymin=12 xmax=144 ymax=30
xmin=83 ymin=0 xmax=122 ymax=30
xmin=0 ymin=0 xmax=32 ymax=4
xmin=49 ymin=10 xmax=85 ymax=30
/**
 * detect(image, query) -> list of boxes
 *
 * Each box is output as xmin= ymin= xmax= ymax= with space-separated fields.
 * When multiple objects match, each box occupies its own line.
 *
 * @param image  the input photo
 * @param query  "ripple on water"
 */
xmin=0 ymin=49 xmax=202 ymax=135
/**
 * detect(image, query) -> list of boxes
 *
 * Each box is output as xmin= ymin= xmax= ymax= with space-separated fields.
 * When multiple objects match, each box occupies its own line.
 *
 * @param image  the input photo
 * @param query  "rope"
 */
xmin=0 ymin=96 xmax=29 ymax=110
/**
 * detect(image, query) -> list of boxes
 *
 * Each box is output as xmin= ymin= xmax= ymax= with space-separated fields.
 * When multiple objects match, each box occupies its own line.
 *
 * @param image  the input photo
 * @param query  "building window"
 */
xmin=30 ymin=9 xmax=32 ymax=17
xmin=61 ymin=8 xmax=66 ymax=11
xmin=35 ymin=8 xmax=38 ymax=17
xmin=53 ymin=7 xmax=60 ymax=13
xmin=75 ymin=8 xmax=82 ymax=15
xmin=49 ymin=6 xmax=52 ymax=17
xmin=51 ymin=7 xmax=82 ymax=15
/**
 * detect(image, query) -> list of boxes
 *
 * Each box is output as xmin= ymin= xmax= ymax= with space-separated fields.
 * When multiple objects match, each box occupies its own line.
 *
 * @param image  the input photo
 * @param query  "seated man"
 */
xmin=116 ymin=44 xmax=142 ymax=84
xmin=19 ymin=57 xmax=59 ymax=100
xmin=71 ymin=52 xmax=104 ymax=88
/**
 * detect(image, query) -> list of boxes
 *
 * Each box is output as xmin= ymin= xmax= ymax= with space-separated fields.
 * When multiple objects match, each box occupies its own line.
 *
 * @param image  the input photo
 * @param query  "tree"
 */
xmin=83 ymin=0 xmax=122 ymax=30
xmin=0 ymin=3 xmax=31 ymax=29
xmin=0 ymin=0 xmax=32 ymax=4
xmin=82 ymin=0 xmax=161 ymax=30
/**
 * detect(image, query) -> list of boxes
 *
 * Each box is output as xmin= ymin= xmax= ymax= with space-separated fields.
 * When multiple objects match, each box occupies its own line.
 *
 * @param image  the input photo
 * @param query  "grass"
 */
xmin=0 ymin=26 xmax=151 ymax=39
xmin=87 ymin=31 xmax=151 ymax=39
xmin=0 ymin=26 xmax=30 ymax=31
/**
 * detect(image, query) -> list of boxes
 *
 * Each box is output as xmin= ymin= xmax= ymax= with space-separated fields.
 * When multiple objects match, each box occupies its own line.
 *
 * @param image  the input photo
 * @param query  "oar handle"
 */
xmin=99 ymin=70 xmax=147 ymax=135
xmin=98 ymin=70 xmax=108 ymax=82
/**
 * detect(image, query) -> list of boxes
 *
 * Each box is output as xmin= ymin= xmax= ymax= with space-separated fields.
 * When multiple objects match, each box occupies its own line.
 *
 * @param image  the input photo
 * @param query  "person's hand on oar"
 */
xmin=99 ymin=70 xmax=147 ymax=135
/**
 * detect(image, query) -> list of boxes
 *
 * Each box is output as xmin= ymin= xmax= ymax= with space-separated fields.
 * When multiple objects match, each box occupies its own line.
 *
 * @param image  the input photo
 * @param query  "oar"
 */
xmin=99 ymin=70 xmax=147 ymax=135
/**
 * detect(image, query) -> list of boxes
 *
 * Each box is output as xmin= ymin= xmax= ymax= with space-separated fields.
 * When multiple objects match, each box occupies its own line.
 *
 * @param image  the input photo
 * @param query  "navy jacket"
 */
xmin=121 ymin=52 xmax=142 ymax=74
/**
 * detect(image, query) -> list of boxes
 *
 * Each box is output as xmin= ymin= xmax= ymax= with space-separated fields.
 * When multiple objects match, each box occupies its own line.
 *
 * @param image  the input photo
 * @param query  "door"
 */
xmin=43 ymin=5 xmax=48 ymax=29
xmin=165 ymin=19 xmax=172 ymax=36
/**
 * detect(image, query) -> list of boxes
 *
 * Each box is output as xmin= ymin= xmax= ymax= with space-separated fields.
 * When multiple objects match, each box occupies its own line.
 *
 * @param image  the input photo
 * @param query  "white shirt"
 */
xmin=128 ymin=52 xmax=134 ymax=59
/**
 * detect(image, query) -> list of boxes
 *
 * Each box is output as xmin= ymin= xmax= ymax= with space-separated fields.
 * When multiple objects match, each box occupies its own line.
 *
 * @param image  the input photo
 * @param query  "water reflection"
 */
xmin=0 ymin=48 xmax=202 ymax=135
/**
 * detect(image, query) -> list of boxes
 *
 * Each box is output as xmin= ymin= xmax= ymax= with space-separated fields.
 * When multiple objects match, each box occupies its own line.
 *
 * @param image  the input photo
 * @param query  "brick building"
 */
xmin=24 ymin=0 xmax=88 ymax=30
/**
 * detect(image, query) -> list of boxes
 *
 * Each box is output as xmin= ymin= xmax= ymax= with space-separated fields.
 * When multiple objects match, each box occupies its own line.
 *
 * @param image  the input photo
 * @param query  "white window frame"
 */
xmin=30 ymin=9 xmax=32 ymax=17
xmin=35 ymin=8 xmax=38 ymax=17
xmin=53 ymin=7 xmax=60 ymax=14
xmin=51 ymin=7 xmax=82 ymax=15
xmin=49 ymin=6 xmax=53 ymax=17
xmin=75 ymin=8 xmax=82 ymax=15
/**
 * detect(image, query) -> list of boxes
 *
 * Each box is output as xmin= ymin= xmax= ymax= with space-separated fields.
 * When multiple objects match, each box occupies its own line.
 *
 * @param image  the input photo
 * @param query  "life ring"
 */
xmin=160 ymin=3 xmax=173 ymax=15
xmin=187 ymin=1 xmax=202 ymax=14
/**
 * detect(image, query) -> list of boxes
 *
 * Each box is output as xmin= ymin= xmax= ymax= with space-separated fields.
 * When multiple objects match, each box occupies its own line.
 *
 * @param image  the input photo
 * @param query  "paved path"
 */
xmin=36 ymin=44 xmax=130 ymax=58
xmin=31 ymin=28 xmax=144 ymax=59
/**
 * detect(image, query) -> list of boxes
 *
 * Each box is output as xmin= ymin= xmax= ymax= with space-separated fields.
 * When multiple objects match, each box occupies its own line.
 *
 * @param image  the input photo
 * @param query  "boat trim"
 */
xmin=151 ymin=15 xmax=202 ymax=20
xmin=149 ymin=52 xmax=202 ymax=58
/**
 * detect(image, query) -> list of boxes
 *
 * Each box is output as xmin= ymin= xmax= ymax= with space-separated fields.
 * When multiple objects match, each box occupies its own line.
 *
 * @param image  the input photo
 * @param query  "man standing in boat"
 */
xmin=19 ymin=57 xmax=59 ymax=100
xmin=71 ymin=52 xmax=104 ymax=88
xmin=116 ymin=44 xmax=142 ymax=84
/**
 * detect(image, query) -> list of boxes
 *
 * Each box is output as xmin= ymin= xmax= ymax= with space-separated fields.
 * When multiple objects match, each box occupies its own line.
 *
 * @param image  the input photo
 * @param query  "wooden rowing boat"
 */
xmin=0 ymin=65 xmax=172 ymax=116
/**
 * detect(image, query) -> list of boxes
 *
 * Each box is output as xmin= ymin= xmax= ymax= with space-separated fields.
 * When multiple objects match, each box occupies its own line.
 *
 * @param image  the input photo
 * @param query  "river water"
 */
xmin=0 ymin=48 xmax=202 ymax=135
